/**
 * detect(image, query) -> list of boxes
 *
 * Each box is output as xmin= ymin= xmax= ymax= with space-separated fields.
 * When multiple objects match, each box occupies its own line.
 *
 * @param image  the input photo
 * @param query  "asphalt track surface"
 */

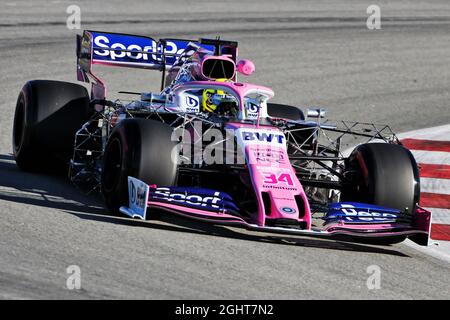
xmin=0 ymin=0 xmax=449 ymax=299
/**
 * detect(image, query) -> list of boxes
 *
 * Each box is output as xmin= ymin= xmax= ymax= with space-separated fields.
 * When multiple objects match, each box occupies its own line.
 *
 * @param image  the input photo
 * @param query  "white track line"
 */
xmin=423 ymin=207 xmax=450 ymax=224
xmin=404 ymin=239 xmax=450 ymax=263
xmin=421 ymin=178 xmax=450 ymax=195
xmin=329 ymin=125 xmax=450 ymax=259
xmin=397 ymin=124 xmax=450 ymax=141
xmin=398 ymin=124 xmax=450 ymax=262
xmin=410 ymin=150 xmax=450 ymax=165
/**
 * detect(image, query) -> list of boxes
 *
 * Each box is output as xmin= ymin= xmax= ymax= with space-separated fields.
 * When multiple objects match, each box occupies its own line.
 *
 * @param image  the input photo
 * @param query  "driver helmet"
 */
xmin=202 ymin=78 xmax=228 ymax=113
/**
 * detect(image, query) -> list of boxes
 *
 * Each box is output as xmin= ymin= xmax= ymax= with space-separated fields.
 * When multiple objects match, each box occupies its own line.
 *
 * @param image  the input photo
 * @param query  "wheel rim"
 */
xmin=103 ymin=138 xmax=123 ymax=192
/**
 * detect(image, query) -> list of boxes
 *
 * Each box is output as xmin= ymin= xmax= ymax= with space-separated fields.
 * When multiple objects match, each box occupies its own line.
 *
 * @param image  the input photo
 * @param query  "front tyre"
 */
xmin=341 ymin=143 xmax=420 ymax=245
xmin=101 ymin=119 xmax=179 ymax=215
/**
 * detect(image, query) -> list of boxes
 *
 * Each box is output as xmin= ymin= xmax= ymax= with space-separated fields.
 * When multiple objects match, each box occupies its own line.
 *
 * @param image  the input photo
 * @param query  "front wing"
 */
xmin=120 ymin=177 xmax=432 ymax=246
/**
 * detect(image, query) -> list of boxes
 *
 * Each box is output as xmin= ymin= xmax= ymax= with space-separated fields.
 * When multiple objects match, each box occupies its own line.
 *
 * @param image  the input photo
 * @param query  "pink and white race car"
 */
xmin=12 ymin=31 xmax=431 ymax=246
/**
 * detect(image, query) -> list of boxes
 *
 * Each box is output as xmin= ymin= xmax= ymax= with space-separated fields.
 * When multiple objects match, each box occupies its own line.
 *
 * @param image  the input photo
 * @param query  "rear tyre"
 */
xmin=267 ymin=103 xmax=305 ymax=121
xmin=13 ymin=80 xmax=91 ymax=173
xmin=341 ymin=143 xmax=420 ymax=245
xmin=101 ymin=119 xmax=179 ymax=215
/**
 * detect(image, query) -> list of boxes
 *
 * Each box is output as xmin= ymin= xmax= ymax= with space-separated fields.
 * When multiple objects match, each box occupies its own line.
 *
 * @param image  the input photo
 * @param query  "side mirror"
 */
xmin=236 ymin=59 xmax=255 ymax=76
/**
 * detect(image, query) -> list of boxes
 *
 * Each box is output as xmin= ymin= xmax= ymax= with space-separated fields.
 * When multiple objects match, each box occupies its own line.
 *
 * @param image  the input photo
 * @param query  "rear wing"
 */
xmin=76 ymin=30 xmax=238 ymax=84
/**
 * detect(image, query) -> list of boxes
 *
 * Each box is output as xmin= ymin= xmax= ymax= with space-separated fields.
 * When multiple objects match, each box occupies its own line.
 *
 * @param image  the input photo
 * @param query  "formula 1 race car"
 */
xmin=12 ymin=30 xmax=431 ymax=246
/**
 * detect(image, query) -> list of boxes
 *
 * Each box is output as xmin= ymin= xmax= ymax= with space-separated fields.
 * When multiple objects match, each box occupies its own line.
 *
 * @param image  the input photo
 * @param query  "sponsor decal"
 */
xmin=252 ymin=148 xmax=286 ymax=164
xmin=152 ymin=187 xmax=222 ymax=208
xmin=242 ymin=131 xmax=284 ymax=144
xmin=281 ymin=207 xmax=296 ymax=214
xmin=183 ymin=94 xmax=200 ymax=112
xmin=257 ymin=167 xmax=298 ymax=191
xmin=246 ymin=101 xmax=259 ymax=118
xmin=247 ymin=102 xmax=259 ymax=113
xmin=185 ymin=94 xmax=199 ymax=107
xmin=273 ymin=197 xmax=296 ymax=201
xmin=262 ymin=172 xmax=294 ymax=186
xmin=128 ymin=177 xmax=149 ymax=219
xmin=91 ymin=32 xmax=215 ymax=67
xmin=93 ymin=33 xmax=158 ymax=64
xmin=234 ymin=128 xmax=287 ymax=158
xmin=325 ymin=203 xmax=399 ymax=223
xmin=262 ymin=185 xmax=297 ymax=191
xmin=149 ymin=187 xmax=239 ymax=213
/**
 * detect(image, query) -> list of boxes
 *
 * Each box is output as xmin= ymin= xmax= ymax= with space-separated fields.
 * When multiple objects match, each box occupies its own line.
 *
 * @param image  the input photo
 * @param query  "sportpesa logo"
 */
xmin=93 ymin=35 xmax=156 ymax=61
xmin=151 ymin=187 xmax=223 ymax=209
xmin=329 ymin=204 xmax=398 ymax=222
xmin=92 ymin=33 xmax=183 ymax=63
xmin=93 ymin=35 xmax=182 ymax=61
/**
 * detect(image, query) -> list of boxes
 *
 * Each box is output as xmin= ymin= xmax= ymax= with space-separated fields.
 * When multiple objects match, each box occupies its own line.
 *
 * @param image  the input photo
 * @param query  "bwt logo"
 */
xmin=185 ymin=95 xmax=199 ymax=108
xmin=242 ymin=131 xmax=285 ymax=144
xmin=246 ymin=102 xmax=259 ymax=113
xmin=93 ymin=35 xmax=181 ymax=61
xmin=130 ymin=182 xmax=146 ymax=208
